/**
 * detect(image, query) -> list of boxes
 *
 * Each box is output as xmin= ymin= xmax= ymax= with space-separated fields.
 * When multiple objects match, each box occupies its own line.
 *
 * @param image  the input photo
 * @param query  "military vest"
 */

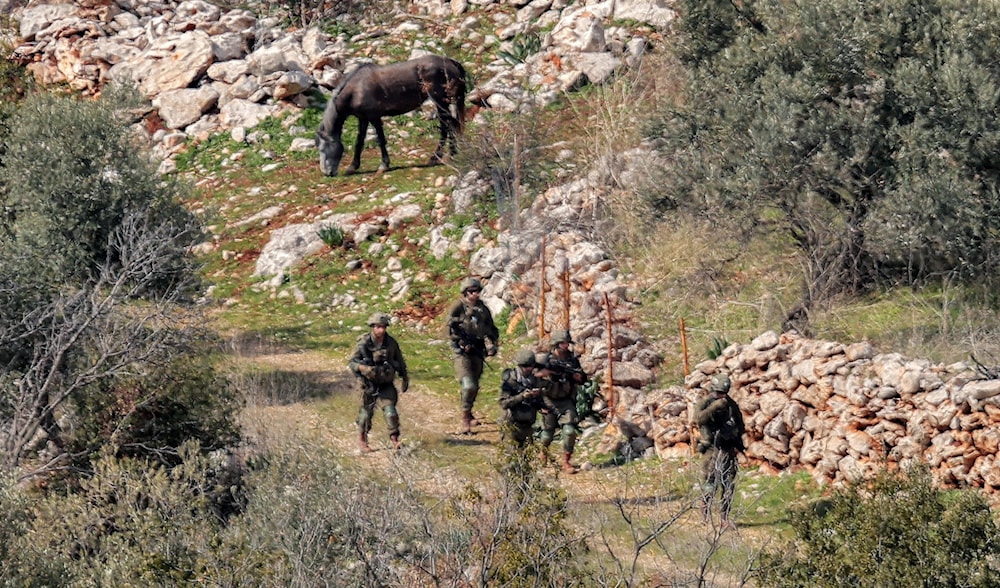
xmin=368 ymin=348 xmax=396 ymax=384
xmin=542 ymin=353 xmax=581 ymax=401
xmin=457 ymin=303 xmax=490 ymax=340
xmin=502 ymin=368 xmax=539 ymax=423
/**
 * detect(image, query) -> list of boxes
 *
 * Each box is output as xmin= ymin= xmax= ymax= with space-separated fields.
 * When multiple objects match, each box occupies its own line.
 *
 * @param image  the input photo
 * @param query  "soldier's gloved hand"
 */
xmin=401 ymin=376 xmax=410 ymax=393
xmin=485 ymin=341 xmax=498 ymax=357
xmin=357 ymin=365 xmax=374 ymax=378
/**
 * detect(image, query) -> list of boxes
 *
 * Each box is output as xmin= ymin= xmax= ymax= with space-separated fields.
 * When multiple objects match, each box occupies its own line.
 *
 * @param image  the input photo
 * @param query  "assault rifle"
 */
xmin=537 ymin=357 xmax=586 ymax=385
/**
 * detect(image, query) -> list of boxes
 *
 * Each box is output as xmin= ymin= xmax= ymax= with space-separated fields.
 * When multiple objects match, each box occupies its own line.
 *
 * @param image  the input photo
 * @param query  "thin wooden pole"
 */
xmin=680 ymin=317 xmax=690 ymax=376
xmin=680 ymin=317 xmax=696 ymax=454
xmin=561 ymin=263 xmax=570 ymax=330
xmin=513 ymin=132 xmax=521 ymax=231
xmin=538 ymin=235 xmax=547 ymax=340
xmin=604 ymin=292 xmax=616 ymax=420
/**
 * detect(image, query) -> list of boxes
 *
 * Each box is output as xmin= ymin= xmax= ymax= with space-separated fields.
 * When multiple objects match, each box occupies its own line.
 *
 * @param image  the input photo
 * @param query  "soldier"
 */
xmin=538 ymin=329 xmax=587 ymax=474
xmin=498 ymin=348 xmax=545 ymax=448
xmin=694 ymin=373 xmax=745 ymax=528
xmin=349 ymin=312 xmax=409 ymax=452
xmin=447 ymin=277 xmax=499 ymax=434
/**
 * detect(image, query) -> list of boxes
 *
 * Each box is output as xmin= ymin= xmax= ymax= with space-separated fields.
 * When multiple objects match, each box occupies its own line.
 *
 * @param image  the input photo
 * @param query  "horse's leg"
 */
xmin=443 ymin=101 xmax=461 ymax=156
xmin=347 ymin=118 xmax=368 ymax=174
xmin=431 ymin=104 xmax=453 ymax=164
xmin=372 ymin=118 xmax=390 ymax=172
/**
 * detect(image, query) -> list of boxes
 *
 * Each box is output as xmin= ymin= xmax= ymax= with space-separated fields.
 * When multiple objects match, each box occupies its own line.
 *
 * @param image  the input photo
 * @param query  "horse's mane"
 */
xmin=319 ymin=62 xmax=376 ymax=135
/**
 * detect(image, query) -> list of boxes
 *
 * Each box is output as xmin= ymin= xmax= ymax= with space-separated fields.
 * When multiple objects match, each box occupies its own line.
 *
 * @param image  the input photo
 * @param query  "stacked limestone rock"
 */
xmin=610 ymin=330 xmax=1000 ymax=491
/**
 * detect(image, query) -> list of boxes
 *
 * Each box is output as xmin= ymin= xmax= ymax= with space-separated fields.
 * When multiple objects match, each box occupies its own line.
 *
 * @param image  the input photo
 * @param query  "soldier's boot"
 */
xmin=390 ymin=433 xmax=402 ymax=450
xmin=461 ymin=410 xmax=473 ymax=435
xmin=561 ymin=451 xmax=578 ymax=474
xmin=358 ymin=431 xmax=373 ymax=453
xmin=469 ymin=413 xmax=480 ymax=427
xmin=539 ymin=445 xmax=551 ymax=466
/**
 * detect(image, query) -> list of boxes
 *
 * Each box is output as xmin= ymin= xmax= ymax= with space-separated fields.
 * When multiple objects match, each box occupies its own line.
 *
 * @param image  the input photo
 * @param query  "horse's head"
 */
xmin=315 ymin=128 xmax=343 ymax=177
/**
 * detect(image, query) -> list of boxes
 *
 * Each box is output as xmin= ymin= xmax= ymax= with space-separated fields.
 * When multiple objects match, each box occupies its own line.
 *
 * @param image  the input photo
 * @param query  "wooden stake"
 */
xmin=680 ymin=317 xmax=690 ymax=377
xmin=604 ymin=292 xmax=616 ymax=420
xmin=538 ymin=235 xmax=547 ymax=340
xmin=561 ymin=263 xmax=570 ymax=330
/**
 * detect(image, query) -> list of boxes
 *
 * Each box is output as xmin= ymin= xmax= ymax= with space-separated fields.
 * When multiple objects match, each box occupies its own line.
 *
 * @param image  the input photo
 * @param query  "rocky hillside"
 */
xmin=10 ymin=0 xmax=1000 ymax=495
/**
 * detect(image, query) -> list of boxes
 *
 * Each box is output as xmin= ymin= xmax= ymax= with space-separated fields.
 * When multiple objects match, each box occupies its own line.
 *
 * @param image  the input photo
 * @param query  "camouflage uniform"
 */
xmin=538 ymin=330 xmax=587 ymax=473
xmin=447 ymin=277 xmax=499 ymax=433
xmin=349 ymin=313 xmax=409 ymax=451
xmin=498 ymin=348 xmax=544 ymax=448
xmin=694 ymin=373 xmax=745 ymax=525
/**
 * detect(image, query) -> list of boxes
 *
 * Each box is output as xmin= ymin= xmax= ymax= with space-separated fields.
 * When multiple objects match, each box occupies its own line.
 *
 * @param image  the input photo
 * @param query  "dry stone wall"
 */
xmin=609 ymin=330 xmax=1000 ymax=491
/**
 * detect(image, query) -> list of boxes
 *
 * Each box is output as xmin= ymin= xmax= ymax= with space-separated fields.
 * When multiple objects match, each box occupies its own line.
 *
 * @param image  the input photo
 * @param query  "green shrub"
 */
xmin=0 ymin=444 xmax=227 ymax=587
xmin=68 ymin=344 xmax=242 ymax=476
xmin=317 ymin=224 xmax=346 ymax=248
xmin=498 ymin=33 xmax=542 ymax=65
xmin=706 ymin=336 xmax=729 ymax=360
xmin=757 ymin=465 xmax=1000 ymax=587
xmin=450 ymin=443 xmax=594 ymax=587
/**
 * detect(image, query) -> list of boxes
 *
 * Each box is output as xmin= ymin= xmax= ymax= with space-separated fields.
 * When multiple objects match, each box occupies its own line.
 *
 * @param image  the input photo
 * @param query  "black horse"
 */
xmin=316 ymin=54 xmax=468 ymax=176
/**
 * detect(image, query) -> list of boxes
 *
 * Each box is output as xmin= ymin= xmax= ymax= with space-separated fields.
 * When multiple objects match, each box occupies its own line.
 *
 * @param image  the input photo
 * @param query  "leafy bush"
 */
xmin=0 ymin=86 xmax=199 ymax=290
xmin=22 ymin=444 xmax=230 ymax=587
xmin=757 ymin=465 xmax=1000 ymax=587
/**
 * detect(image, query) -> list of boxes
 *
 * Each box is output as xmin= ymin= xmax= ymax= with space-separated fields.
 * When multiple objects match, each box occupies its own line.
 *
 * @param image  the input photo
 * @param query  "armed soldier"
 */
xmin=537 ymin=329 xmax=587 ymax=474
xmin=349 ymin=312 xmax=410 ymax=452
xmin=498 ymin=348 xmax=545 ymax=448
xmin=694 ymin=373 xmax=745 ymax=528
xmin=447 ymin=277 xmax=499 ymax=434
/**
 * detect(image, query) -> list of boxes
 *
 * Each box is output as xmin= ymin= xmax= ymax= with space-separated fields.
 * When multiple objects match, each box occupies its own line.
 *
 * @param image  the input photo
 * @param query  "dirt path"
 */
xmin=239 ymin=348 xmax=667 ymax=504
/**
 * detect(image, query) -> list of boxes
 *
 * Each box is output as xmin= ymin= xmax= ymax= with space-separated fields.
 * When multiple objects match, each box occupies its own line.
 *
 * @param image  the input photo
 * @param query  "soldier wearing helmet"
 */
xmin=446 ymin=277 xmax=499 ymax=434
xmin=498 ymin=348 xmax=544 ymax=448
xmin=694 ymin=371 xmax=745 ymax=528
xmin=536 ymin=329 xmax=588 ymax=474
xmin=349 ymin=312 xmax=409 ymax=452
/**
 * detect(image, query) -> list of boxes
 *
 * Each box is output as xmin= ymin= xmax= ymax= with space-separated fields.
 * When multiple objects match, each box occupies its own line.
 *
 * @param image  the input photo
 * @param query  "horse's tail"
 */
xmin=452 ymin=59 xmax=467 ymax=135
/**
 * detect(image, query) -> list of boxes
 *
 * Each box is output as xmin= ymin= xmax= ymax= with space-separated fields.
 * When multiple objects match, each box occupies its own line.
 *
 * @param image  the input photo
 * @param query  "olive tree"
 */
xmin=0 ymin=89 xmax=230 ymax=476
xmin=656 ymin=0 xmax=1000 ymax=310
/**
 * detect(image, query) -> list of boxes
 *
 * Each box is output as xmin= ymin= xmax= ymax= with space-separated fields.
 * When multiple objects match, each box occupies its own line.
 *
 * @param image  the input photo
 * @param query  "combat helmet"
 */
xmin=367 ymin=312 xmax=391 ymax=327
xmin=514 ymin=348 xmax=537 ymax=367
xmin=550 ymin=329 xmax=574 ymax=345
xmin=460 ymin=277 xmax=483 ymax=293
xmin=709 ymin=373 xmax=731 ymax=393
